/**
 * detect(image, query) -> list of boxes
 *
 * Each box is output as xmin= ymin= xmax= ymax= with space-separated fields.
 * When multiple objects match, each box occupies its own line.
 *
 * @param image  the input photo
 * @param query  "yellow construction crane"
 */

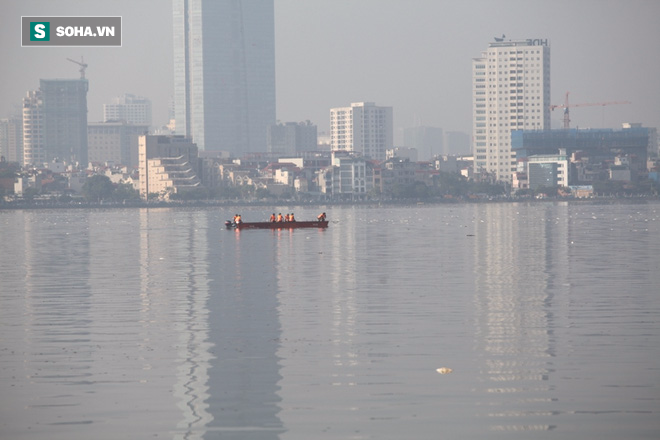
xmin=550 ymin=91 xmax=631 ymax=129
xmin=66 ymin=56 xmax=88 ymax=79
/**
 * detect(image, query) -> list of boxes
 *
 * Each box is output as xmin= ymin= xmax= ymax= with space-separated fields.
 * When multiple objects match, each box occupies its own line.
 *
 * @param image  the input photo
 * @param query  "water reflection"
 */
xmin=2 ymin=204 xmax=659 ymax=439
xmin=471 ymin=203 xmax=566 ymax=433
xmin=17 ymin=211 xmax=95 ymax=430
xmin=203 ymin=223 xmax=284 ymax=439
xmin=137 ymin=209 xmax=285 ymax=439
xmin=138 ymin=208 xmax=215 ymax=439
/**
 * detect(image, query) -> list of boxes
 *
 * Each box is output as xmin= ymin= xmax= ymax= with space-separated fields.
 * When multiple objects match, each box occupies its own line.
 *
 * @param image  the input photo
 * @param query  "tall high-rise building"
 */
xmin=0 ymin=113 xmax=23 ymax=163
xmin=103 ymin=94 xmax=152 ymax=127
xmin=22 ymin=90 xmax=44 ymax=166
xmin=403 ymin=126 xmax=443 ymax=160
xmin=472 ymin=37 xmax=550 ymax=182
xmin=267 ymin=121 xmax=318 ymax=155
xmin=173 ymin=0 xmax=276 ymax=155
xmin=330 ymin=102 xmax=393 ymax=161
xmin=23 ymin=79 xmax=89 ymax=167
xmin=444 ymin=131 xmax=470 ymax=156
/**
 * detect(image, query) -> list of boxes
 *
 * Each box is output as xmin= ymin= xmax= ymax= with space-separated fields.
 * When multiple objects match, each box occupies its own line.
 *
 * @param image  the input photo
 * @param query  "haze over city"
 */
xmin=2 ymin=0 xmax=659 ymax=139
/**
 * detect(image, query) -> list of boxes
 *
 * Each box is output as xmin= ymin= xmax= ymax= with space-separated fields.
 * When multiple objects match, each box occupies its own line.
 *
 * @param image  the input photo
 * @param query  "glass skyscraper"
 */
xmin=173 ymin=0 xmax=275 ymax=155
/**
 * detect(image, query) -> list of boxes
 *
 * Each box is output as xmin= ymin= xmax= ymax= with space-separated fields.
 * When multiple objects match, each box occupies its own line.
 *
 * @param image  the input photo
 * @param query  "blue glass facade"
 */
xmin=512 ymin=128 xmax=649 ymax=159
xmin=173 ymin=0 xmax=275 ymax=154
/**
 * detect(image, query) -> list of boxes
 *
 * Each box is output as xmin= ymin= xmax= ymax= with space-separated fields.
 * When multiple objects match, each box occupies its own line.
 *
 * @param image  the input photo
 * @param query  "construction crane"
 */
xmin=550 ymin=91 xmax=631 ymax=129
xmin=66 ymin=56 xmax=88 ymax=79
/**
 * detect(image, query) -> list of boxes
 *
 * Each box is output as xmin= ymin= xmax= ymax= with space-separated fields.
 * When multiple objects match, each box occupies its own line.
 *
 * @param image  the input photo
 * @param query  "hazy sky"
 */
xmin=2 ymin=0 xmax=660 ymax=141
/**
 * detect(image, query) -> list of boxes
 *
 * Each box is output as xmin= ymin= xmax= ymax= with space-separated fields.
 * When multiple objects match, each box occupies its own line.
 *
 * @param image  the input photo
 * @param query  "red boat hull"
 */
xmin=226 ymin=220 xmax=328 ymax=230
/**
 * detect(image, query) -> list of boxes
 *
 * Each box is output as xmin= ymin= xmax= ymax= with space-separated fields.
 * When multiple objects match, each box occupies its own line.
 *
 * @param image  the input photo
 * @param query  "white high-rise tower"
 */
xmin=330 ymin=102 xmax=393 ymax=161
xmin=472 ymin=37 xmax=550 ymax=182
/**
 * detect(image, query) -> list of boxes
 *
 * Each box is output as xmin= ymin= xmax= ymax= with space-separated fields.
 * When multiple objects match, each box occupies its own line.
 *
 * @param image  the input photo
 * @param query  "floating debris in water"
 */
xmin=436 ymin=367 xmax=453 ymax=374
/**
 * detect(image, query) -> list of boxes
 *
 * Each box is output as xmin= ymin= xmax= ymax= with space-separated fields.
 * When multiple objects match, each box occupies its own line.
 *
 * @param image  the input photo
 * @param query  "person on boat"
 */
xmin=289 ymin=213 xmax=296 ymax=222
xmin=317 ymin=212 xmax=326 ymax=221
xmin=234 ymin=214 xmax=242 ymax=224
xmin=269 ymin=213 xmax=276 ymax=222
xmin=277 ymin=213 xmax=283 ymax=222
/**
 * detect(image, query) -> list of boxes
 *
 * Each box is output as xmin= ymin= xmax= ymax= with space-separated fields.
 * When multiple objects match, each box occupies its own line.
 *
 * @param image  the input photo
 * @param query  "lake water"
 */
xmin=1 ymin=202 xmax=659 ymax=439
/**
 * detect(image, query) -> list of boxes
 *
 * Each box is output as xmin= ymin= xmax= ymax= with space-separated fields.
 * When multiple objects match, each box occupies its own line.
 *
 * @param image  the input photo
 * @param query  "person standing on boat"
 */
xmin=289 ymin=213 xmax=296 ymax=222
xmin=235 ymin=214 xmax=242 ymax=224
xmin=277 ymin=213 xmax=283 ymax=222
xmin=269 ymin=213 xmax=276 ymax=222
xmin=317 ymin=212 xmax=326 ymax=221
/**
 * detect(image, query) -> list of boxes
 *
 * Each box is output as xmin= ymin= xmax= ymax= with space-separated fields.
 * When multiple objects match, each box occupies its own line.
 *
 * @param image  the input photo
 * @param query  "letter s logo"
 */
xmin=34 ymin=24 xmax=46 ymax=39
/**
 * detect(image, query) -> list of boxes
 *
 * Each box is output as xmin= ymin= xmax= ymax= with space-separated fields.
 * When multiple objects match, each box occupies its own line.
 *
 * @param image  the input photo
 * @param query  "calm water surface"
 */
xmin=1 ymin=203 xmax=659 ymax=439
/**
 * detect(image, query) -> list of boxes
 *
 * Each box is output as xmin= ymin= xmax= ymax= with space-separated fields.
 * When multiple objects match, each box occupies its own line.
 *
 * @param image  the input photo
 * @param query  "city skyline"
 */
xmin=1 ymin=0 xmax=660 ymax=141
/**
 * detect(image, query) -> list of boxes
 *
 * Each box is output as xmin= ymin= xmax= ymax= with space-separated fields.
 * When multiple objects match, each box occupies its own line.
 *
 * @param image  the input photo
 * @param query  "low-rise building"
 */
xmin=138 ymin=135 xmax=199 ymax=199
xmin=146 ymin=155 xmax=201 ymax=197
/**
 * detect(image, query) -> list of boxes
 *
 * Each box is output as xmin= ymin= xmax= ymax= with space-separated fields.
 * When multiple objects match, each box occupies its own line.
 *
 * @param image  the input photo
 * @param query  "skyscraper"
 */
xmin=403 ymin=126 xmax=443 ymax=161
xmin=22 ymin=90 xmax=44 ymax=166
xmin=267 ymin=121 xmax=318 ymax=155
xmin=173 ymin=0 xmax=276 ymax=155
xmin=472 ymin=37 xmax=550 ymax=182
xmin=330 ymin=102 xmax=393 ymax=161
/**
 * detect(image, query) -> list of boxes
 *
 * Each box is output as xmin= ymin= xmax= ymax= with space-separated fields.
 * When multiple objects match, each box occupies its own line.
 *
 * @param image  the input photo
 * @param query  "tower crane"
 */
xmin=550 ymin=91 xmax=631 ymax=129
xmin=66 ymin=56 xmax=88 ymax=79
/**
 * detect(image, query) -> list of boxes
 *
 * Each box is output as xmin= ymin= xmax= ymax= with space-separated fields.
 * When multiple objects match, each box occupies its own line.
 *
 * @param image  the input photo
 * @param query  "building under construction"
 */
xmin=512 ymin=127 xmax=651 ymax=186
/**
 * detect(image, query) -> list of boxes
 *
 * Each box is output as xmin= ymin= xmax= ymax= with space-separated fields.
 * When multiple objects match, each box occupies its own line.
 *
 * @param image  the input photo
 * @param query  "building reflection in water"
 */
xmin=471 ymin=203 xmax=569 ymax=432
xmin=202 ymin=222 xmax=284 ymax=439
xmin=12 ymin=211 xmax=94 ymax=429
xmin=138 ymin=209 xmax=283 ymax=439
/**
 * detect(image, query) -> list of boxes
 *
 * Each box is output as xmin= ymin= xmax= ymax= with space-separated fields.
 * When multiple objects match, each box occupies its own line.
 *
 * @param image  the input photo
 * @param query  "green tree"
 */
xmin=255 ymin=187 xmax=274 ymax=199
xmin=469 ymin=180 xmax=506 ymax=196
xmin=112 ymin=183 xmax=140 ymax=202
xmin=82 ymin=175 xmax=114 ymax=202
xmin=216 ymin=186 xmax=241 ymax=199
xmin=435 ymin=172 xmax=468 ymax=197
xmin=22 ymin=187 xmax=40 ymax=202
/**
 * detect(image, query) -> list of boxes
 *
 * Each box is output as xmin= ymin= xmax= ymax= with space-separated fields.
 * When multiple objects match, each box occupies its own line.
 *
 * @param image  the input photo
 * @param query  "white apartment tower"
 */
xmin=22 ymin=90 xmax=44 ymax=166
xmin=330 ymin=102 xmax=393 ymax=161
xmin=472 ymin=37 xmax=550 ymax=182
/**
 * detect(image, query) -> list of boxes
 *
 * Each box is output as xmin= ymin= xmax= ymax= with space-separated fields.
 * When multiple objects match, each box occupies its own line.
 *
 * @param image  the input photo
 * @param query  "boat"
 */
xmin=225 ymin=220 xmax=329 ymax=230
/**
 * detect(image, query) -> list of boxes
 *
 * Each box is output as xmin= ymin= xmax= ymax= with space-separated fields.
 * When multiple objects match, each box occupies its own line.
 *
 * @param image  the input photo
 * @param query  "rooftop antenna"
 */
xmin=66 ymin=56 xmax=88 ymax=79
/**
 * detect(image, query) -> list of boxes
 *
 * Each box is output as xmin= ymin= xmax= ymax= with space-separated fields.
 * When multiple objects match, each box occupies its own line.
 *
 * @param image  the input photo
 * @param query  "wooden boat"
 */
xmin=225 ymin=220 xmax=329 ymax=230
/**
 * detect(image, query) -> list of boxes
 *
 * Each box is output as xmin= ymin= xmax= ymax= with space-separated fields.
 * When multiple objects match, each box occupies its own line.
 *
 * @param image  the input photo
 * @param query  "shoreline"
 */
xmin=2 ymin=196 xmax=658 ymax=211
